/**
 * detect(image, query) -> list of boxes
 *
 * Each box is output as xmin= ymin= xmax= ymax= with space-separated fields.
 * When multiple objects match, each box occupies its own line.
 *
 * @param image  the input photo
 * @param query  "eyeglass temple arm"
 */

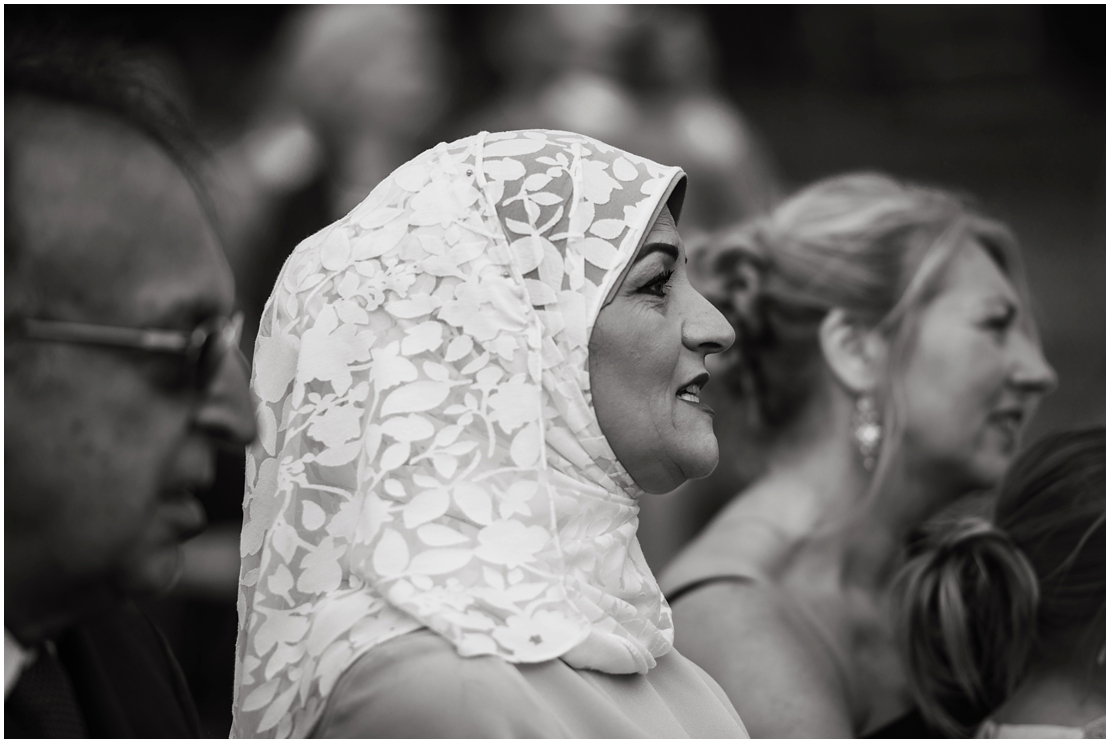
xmin=19 ymin=318 xmax=191 ymax=353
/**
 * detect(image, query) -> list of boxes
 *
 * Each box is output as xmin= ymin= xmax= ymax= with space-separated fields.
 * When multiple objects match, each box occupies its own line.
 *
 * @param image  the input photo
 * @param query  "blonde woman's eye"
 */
xmin=982 ymin=306 xmax=1016 ymax=336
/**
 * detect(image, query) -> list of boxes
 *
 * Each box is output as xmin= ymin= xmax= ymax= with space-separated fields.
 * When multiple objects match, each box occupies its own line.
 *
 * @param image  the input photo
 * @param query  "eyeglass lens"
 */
xmin=195 ymin=318 xmax=241 ymax=390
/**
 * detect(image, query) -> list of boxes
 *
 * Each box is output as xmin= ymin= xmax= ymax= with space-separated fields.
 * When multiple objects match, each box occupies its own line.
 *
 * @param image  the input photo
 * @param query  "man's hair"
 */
xmin=5 ymin=30 xmax=214 ymax=278
xmin=5 ymin=29 xmax=202 ymax=173
xmin=6 ymin=28 xmax=217 ymax=319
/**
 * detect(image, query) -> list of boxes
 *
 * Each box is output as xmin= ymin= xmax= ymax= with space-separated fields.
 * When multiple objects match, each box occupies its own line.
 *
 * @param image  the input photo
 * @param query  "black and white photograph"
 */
xmin=5 ymin=5 xmax=1104 ymax=739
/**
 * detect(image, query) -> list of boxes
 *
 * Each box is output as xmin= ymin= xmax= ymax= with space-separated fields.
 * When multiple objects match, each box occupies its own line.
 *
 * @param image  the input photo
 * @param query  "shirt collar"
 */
xmin=4 ymin=628 xmax=37 ymax=698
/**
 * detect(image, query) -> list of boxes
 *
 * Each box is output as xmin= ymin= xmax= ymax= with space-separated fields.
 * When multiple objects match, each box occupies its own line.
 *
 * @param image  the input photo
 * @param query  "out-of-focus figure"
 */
xmin=633 ymin=6 xmax=782 ymax=234
xmin=209 ymin=4 xmax=451 ymax=360
xmin=463 ymin=6 xmax=781 ymax=238
xmin=469 ymin=6 xmax=641 ymax=143
xmin=270 ymin=4 xmax=449 ymax=218
xmin=4 ymin=35 xmax=257 ymax=737
xmin=896 ymin=426 xmax=1105 ymax=738
xmin=660 ymin=173 xmax=1058 ymax=737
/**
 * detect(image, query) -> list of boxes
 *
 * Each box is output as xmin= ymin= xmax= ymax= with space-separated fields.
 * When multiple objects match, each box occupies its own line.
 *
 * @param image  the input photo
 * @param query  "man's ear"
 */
xmin=818 ymin=308 xmax=886 ymax=395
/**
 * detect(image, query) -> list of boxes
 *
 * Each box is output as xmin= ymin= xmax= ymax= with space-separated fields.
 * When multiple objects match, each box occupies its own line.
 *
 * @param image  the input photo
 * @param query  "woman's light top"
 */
xmin=233 ymin=130 xmax=686 ymax=737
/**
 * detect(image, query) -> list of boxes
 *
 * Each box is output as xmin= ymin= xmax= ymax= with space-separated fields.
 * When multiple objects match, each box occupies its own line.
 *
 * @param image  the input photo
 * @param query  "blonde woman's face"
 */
xmin=589 ymin=207 xmax=735 ymax=494
xmin=900 ymin=243 xmax=1057 ymax=490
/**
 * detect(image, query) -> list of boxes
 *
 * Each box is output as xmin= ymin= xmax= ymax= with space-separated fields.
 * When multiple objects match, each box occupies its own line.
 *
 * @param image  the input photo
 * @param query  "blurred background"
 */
xmin=8 ymin=5 xmax=1103 ymax=736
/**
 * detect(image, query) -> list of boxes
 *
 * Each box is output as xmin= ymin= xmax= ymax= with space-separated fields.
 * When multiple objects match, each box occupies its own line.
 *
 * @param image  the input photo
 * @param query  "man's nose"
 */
xmin=196 ymin=347 xmax=258 ymax=447
xmin=1011 ymin=331 xmax=1058 ymax=397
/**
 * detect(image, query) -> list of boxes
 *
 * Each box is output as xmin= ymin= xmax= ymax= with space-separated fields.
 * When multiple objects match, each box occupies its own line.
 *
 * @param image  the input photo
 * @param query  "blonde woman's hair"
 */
xmin=895 ymin=427 xmax=1106 ymax=736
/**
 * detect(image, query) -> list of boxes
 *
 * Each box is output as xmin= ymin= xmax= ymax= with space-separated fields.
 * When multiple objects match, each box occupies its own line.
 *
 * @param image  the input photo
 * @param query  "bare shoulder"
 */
xmin=671 ymin=580 xmax=855 ymax=738
xmin=313 ymin=630 xmax=568 ymax=738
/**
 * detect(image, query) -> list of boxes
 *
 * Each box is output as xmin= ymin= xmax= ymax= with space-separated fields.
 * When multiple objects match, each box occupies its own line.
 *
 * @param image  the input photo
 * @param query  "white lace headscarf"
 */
xmin=233 ymin=130 xmax=687 ymax=738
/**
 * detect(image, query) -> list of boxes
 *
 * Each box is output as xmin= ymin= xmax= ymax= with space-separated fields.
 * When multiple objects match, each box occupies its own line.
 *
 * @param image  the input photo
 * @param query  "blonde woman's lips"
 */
xmin=988 ymin=408 xmax=1025 ymax=445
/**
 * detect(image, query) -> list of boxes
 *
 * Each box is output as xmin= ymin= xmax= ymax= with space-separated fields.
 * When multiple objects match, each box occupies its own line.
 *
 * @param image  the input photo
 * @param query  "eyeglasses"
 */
xmin=16 ymin=311 xmax=244 ymax=391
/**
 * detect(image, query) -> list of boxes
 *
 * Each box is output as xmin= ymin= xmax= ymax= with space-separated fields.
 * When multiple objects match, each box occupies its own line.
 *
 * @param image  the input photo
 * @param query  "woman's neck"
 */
xmin=839 ymin=456 xmax=961 ymax=590
xmin=746 ymin=428 xmax=958 ymax=593
xmin=991 ymin=662 xmax=1106 ymax=728
xmin=746 ymin=424 xmax=868 ymax=541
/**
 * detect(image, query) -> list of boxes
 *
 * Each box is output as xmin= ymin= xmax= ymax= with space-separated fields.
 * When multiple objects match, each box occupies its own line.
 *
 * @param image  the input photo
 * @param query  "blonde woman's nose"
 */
xmin=1011 ymin=331 xmax=1058 ymax=396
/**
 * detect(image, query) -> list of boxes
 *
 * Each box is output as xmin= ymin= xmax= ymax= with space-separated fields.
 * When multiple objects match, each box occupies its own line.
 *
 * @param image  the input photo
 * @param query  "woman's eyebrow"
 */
xmin=981 ymin=294 xmax=1018 ymax=314
xmin=634 ymin=241 xmax=679 ymax=264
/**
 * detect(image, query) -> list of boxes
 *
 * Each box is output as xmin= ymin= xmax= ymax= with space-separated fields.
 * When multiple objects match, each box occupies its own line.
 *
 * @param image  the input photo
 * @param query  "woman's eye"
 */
xmin=982 ymin=307 xmax=1016 ymax=337
xmin=638 ymin=269 xmax=674 ymax=298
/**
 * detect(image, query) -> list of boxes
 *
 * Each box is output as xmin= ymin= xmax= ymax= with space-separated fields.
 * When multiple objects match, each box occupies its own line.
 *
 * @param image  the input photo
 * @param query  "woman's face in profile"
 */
xmin=899 ymin=243 xmax=1057 ymax=490
xmin=588 ymin=206 xmax=735 ymax=494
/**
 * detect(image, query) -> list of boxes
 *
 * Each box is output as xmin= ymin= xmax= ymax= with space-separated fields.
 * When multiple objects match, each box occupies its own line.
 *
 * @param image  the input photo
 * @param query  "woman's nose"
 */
xmin=1011 ymin=331 xmax=1058 ymax=396
xmin=682 ymin=284 xmax=736 ymax=355
xmin=196 ymin=347 xmax=259 ymax=447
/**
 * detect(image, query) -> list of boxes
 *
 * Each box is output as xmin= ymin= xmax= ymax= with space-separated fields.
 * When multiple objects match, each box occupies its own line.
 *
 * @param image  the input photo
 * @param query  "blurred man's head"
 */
xmin=4 ymin=40 xmax=257 ymax=643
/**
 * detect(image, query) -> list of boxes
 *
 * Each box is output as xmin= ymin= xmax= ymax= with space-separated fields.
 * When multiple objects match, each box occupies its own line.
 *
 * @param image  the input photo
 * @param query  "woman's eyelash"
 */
xmin=983 ymin=306 xmax=1016 ymax=333
xmin=638 ymin=269 xmax=674 ymax=298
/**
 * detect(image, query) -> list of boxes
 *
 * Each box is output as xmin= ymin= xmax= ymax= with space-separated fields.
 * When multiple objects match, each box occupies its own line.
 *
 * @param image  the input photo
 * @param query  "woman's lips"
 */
xmin=677 ymin=385 xmax=702 ymax=404
xmin=676 ymin=372 xmax=714 ymax=415
xmin=677 ymin=372 xmax=710 ymax=400
xmin=677 ymin=394 xmax=714 ymax=416
xmin=988 ymin=409 xmax=1025 ymax=446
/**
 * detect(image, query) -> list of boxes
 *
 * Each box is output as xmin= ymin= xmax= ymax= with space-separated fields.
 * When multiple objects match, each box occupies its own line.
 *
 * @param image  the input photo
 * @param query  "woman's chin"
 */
xmin=678 ymin=443 xmax=720 ymax=482
xmin=965 ymin=452 xmax=1012 ymax=492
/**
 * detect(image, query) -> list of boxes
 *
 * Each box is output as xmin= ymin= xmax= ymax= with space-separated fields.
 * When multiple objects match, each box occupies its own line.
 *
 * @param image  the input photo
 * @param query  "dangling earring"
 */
xmin=852 ymin=394 xmax=883 ymax=472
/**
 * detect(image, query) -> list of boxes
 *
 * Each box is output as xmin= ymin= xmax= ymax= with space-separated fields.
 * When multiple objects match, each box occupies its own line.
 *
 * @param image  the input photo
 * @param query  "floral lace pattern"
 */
xmin=233 ymin=130 xmax=686 ymax=738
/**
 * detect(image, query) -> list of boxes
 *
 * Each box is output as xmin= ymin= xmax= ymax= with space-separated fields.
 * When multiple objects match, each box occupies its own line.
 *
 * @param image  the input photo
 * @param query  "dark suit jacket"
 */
xmin=864 ymin=707 xmax=949 ymax=738
xmin=6 ymin=602 xmax=201 ymax=738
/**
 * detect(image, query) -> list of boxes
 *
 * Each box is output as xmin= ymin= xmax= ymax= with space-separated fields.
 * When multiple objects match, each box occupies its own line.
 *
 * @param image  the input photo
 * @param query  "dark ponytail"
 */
xmin=896 ymin=517 xmax=1040 ymax=735
xmin=896 ymin=427 xmax=1106 ymax=736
